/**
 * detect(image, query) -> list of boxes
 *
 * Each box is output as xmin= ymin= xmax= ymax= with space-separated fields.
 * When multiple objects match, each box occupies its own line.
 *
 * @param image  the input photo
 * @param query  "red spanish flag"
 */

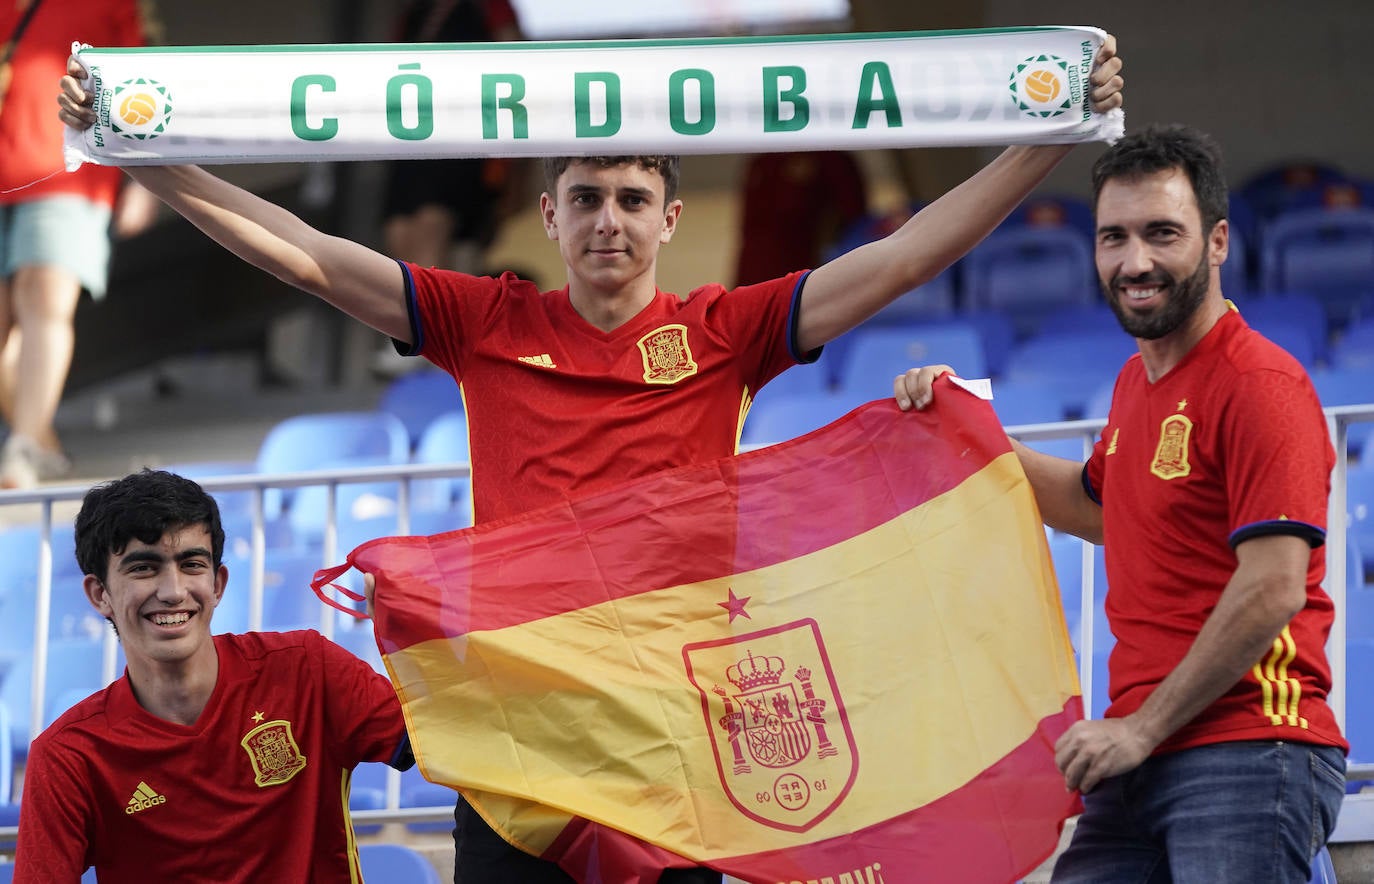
xmin=340 ymin=383 xmax=1082 ymax=883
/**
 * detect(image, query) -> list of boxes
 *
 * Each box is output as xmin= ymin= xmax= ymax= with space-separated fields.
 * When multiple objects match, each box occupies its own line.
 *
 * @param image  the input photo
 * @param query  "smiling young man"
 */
xmin=58 ymin=45 xmax=1125 ymax=884
xmin=13 ymin=470 xmax=413 ymax=883
xmin=896 ymin=125 xmax=1346 ymax=883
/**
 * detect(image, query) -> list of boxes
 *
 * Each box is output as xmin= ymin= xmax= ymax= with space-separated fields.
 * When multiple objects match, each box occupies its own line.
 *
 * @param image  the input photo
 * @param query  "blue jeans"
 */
xmin=1051 ymin=740 xmax=1346 ymax=884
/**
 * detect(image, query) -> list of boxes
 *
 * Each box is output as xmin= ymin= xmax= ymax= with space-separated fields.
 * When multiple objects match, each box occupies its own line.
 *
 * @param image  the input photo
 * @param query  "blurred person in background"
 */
xmin=0 ymin=0 xmax=160 ymax=487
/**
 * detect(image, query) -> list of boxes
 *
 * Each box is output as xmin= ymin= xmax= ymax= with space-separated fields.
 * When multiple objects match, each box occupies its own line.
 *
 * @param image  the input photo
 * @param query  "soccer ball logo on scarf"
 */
xmin=110 ymin=78 xmax=173 ymax=140
xmin=1008 ymin=55 xmax=1071 ymax=119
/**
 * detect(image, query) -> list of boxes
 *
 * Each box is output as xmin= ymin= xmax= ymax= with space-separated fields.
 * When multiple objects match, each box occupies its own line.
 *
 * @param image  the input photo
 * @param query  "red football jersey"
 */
xmin=15 ymin=631 xmax=409 ymax=883
xmin=1085 ymin=309 xmax=1344 ymax=754
xmin=403 ymin=265 xmax=811 ymax=524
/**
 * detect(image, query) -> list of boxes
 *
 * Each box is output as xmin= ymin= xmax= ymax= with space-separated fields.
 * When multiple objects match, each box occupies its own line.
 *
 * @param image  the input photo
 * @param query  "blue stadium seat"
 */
xmin=1245 ymin=315 xmax=1319 ymax=368
xmin=1005 ymin=332 xmax=1137 ymax=419
xmin=284 ymin=470 xmax=403 ymax=554
xmin=834 ymin=323 xmax=987 ymax=401
xmin=1345 ymin=538 xmax=1373 ymax=643
xmin=349 ymin=785 xmax=386 ymax=836
xmin=865 ymin=270 xmax=958 ymax=324
xmin=0 ymin=523 xmax=102 ymax=679
xmin=1261 ymin=207 xmax=1374 ymax=326
xmin=1225 ymin=193 xmax=1257 ymax=294
xmin=412 ymin=411 xmax=473 ymax=520
xmin=1003 ymin=192 xmax=1096 ymax=240
xmin=960 ymin=309 xmax=1017 ymax=377
xmin=255 ymin=411 xmax=411 ymax=520
xmin=402 ymin=774 xmax=459 ymax=834
xmin=0 ymin=801 xmax=16 ymax=853
xmin=1046 ymin=535 xmax=1085 ymax=645
xmin=1239 ymin=161 xmax=1349 ymax=222
xmin=741 ymin=392 xmax=862 ymax=447
xmin=0 ymin=700 xmax=11 ymax=803
xmin=1 ymin=639 xmax=106 ymax=763
xmin=378 ymin=369 xmax=461 ymax=450
xmin=257 ymin=549 xmax=332 ymax=631
xmin=333 ymin=621 xmax=386 ymax=675
xmin=1349 ymin=472 xmax=1374 ymax=582
xmin=1331 ymin=319 xmax=1374 ymax=371
xmin=1351 ymin=421 xmax=1374 ymax=462
xmin=963 ymin=226 xmax=1097 ymax=335
xmin=989 ymin=379 xmax=1069 ymax=427
xmin=1347 ymin=639 xmax=1374 ymax=764
xmin=1024 ymin=437 xmax=1092 ymax=463
xmin=1082 ymin=378 xmax=1116 ymax=422
xmin=1037 ymin=303 xmax=1119 ymax=338
xmin=1241 ymin=292 xmax=1330 ymax=364
xmin=758 ymin=358 xmax=833 ymax=401
xmin=359 ymin=843 xmax=443 ymax=884
xmin=1309 ymin=368 xmax=1374 ymax=409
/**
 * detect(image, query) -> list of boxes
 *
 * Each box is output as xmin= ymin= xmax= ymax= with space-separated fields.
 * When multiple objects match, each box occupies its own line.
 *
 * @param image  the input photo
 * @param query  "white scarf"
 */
xmin=64 ymin=26 xmax=1122 ymax=169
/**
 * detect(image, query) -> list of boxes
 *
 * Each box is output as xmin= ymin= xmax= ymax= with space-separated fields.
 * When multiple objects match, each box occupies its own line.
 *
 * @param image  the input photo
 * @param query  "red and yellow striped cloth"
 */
xmin=335 ymin=382 xmax=1082 ymax=883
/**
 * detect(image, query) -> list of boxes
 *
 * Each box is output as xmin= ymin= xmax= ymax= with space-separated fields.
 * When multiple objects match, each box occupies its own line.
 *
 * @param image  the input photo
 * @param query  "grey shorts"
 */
xmin=0 ymin=196 xmax=113 ymax=298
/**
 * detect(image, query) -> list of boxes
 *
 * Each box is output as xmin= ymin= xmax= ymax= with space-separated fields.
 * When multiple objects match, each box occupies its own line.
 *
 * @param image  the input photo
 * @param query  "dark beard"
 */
xmin=1103 ymin=250 xmax=1210 ymax=340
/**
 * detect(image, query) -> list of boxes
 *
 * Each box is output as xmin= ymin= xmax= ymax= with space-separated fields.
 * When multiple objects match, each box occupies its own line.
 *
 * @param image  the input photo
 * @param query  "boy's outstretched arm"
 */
xmin=59 ymin=56 xmax=413 ymax=343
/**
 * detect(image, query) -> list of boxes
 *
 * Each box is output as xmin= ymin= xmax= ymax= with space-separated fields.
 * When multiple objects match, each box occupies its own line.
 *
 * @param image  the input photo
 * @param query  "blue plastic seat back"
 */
xmin=1332 ymin=319 xmax=1374 ymax=371
xmin=963 ymin=226 xmax=1097 ymax=334
xmin=1309 ymin=368 xmax=1373 ymax=409
xmin=1005 ymin=332 xmax=1137 ymax=419
xmin=1261 ymin=207 xmax=1374 ymax=322
xmin=1 ymin=639 xmax=106 ymax=762
xmin=1349 ymin=472 xmax=1374 ymax=585
xmin=1239 ymin=161 xmax=1349 ymax=222
xmin=834 ymin=323 xmax=987 ymax=401
xmin=742 ymin=392 xmax=863 ymax=447
xmin=255 ymin=411 xmax=411 ymax=519
xmin=1241 ymin=292 xmax=1330 ymax=363
xmin=866 ymin=269 xmax=958 ymax=324
xmin=358 ymin=843 xmax=443 ymax=884
xmin=1037 ymin=303 xmax=1119 ymax=338
xmin=1004 ymin=192 xmax=1096 ymax=240
xmin=1346 ymin=639 xmax=1374 ymax=764
xmin=413 ymin=411 xmax=472 ymax=514
xmin=989 ymin=379 xmax=1069 ymax=427
xmin=257 ymin=411 xmax=411 ymax=474
xmin=378 ymin=369 xmax=461 ymax=450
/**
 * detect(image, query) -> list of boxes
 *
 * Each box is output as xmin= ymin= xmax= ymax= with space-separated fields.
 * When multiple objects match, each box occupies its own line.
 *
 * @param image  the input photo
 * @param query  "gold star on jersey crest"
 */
xmin=1177 ymin=398 xmax=1188 ymax=411
xmin=251 ymin=711 xmax=265 ymax=723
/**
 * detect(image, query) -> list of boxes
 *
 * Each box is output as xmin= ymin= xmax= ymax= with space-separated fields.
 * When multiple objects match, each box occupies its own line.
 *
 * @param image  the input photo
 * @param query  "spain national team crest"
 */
xmin=683 ymin=619 xmax=858 ymax=832
xmin=637 ymin=324 xmax=698 ymax=385
xmin=1150 ymin=413 xmax=1193 ymax=480
xmin=241 ymin=720 xmax=308 ymax=787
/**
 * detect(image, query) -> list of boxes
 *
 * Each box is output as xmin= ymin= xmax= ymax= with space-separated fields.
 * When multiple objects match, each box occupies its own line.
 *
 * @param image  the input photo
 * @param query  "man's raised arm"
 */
xmin=796 ymin=35 xmax=1123 ymax=353
xmin=59 ymin=57 xmax=412 ymax=343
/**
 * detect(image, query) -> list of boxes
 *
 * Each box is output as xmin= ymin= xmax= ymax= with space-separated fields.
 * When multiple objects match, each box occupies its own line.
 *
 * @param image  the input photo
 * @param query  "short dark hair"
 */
xmin=74 ymin=469 xmax=225 ymax=583
xmin=1091 ymin=124 xmax=1229 ymax=234
xmin=542 ymin=155 xmax=681 ymax=205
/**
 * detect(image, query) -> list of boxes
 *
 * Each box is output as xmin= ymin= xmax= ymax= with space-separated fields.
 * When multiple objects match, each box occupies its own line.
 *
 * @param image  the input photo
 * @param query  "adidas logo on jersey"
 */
xmin=518 ymin=354 xmax=557 ymax=368
xmin=125 ymin=781 xmax=167 ymax=814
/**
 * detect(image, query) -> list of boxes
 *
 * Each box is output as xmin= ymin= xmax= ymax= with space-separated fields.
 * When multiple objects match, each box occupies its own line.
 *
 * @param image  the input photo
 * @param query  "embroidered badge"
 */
xmin=241 ymin=720 xmax=308 ymax=787
xmin=684 ymin=619 xmax=857 ymax=832
xmin=637 ymin=324 xmax=698 ymax=385
xmin=1150 ymin=413 xmax=1193 ymax=480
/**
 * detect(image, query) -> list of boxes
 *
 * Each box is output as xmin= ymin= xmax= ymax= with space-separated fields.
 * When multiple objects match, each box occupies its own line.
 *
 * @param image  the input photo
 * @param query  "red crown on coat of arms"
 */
xmin=726 ymin=650 xmax=786 ymax=691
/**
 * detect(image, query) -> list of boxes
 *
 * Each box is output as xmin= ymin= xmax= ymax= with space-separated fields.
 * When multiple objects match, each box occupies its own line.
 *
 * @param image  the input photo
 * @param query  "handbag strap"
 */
xmin=1 ymin=0 xmax=45 ymax=66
